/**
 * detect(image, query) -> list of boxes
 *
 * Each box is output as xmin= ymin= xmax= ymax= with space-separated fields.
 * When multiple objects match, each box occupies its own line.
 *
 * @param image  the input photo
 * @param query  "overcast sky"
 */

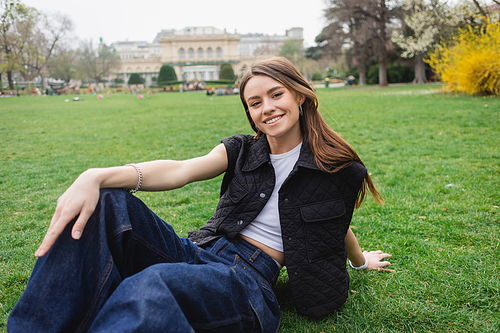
xmin=22 ymin=0 xmax=328 ymax=48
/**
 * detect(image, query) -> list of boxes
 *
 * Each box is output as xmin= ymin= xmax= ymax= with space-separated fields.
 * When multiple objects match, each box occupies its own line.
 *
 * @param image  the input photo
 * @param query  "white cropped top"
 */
xmin=240 ymin=142 xmax=302 ymax=253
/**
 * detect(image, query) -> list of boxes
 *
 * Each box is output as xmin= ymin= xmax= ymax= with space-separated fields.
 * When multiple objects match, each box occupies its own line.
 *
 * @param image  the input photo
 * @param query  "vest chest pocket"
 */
xmin=212 ymin=180 xmax=249 ymax=222
xmin=300 ymin=199 xmax=348 ymax=262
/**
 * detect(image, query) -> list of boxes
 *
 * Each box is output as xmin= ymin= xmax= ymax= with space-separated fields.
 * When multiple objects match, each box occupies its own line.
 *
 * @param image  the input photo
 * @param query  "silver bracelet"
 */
xmin=125 ymin=164 xmax=142 ymax=193
xmin=349 ymin=254 xmax=368 ymax=270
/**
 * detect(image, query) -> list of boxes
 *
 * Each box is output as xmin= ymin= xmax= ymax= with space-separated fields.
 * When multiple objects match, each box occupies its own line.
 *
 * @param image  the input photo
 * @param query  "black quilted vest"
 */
xmin=188 ymin=134 xmax=367 ymax=318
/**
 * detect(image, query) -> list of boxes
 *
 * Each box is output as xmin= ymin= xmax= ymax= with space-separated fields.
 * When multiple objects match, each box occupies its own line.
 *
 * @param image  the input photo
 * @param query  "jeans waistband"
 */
xmin=210 ymin=236 xmax=281 ymax=286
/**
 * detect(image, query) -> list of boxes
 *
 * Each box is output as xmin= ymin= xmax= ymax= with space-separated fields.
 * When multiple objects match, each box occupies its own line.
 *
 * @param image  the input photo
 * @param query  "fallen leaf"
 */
xmin=350 ymin=290 xmax=359 ymax=294
xmin=377 ymin=267 xmax=395 ymax=273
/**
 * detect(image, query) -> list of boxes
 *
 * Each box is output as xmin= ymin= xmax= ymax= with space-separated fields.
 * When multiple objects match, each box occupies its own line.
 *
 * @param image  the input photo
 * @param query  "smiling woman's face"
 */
xmin=243 ymin=75 xmax=304 ymax=152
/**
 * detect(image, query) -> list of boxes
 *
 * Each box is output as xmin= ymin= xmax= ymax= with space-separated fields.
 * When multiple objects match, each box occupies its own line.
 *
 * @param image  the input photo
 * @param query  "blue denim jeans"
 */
xmin=8 ymin=189 xmax=281 ymax=333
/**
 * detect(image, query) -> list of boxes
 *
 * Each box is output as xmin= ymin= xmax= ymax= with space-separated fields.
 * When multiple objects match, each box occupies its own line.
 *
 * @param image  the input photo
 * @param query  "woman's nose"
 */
xmin=262 ymin=99 xmax=275 ymax=114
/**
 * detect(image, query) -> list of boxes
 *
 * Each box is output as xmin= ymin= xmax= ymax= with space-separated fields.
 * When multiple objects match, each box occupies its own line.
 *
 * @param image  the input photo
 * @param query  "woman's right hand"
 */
xmin=35 ymin=170 xmax=101 ymax=257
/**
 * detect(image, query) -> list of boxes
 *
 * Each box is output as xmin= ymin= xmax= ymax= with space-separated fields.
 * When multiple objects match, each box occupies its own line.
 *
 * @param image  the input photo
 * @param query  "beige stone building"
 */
xmin=111 ymin=26 xmax=302 ymax=86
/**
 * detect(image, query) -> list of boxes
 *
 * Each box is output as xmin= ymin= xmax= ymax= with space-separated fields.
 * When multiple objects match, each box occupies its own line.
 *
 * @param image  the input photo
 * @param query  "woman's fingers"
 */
xmin=71 ymin=205 xmax=95 ymax=240
xmin=35 ymin=195 xmax=95 ymax=257
xmin=35 ymin=214 xmax=72 ymax=257
xmin=363 ymin=250 xmax=392 ymax=270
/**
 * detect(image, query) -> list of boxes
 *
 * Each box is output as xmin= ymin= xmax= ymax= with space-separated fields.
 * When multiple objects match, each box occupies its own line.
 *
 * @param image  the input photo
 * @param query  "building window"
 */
xmin=179 ymin=48 xmax=185 ymax=59
xmin=188 ymin=48 xmax=194 ymax=58
xmin=216 ymin=47 xmax=222 ymax=58
xmin=207 ymin=47 xmax=213 ymax=58
xmin=197 ymin=48 xmax=204 ymax=58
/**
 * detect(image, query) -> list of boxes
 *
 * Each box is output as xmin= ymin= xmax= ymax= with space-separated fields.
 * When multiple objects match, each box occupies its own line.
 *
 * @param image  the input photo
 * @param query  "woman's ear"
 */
xmin=298 ymin=95 xmax=306 ymax=106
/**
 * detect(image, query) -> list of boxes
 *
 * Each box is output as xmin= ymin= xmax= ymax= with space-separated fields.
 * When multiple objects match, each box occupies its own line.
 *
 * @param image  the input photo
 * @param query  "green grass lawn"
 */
xmin=1 ymin=86 xmax=499 ymax=332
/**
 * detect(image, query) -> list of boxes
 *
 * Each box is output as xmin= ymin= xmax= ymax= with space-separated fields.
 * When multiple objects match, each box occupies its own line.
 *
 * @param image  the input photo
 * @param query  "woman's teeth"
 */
xmin=266 ymin=116 xmax=282 ymax=124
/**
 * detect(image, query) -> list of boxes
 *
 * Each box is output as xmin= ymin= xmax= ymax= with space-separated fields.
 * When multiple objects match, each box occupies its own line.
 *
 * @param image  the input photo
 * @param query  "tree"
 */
xmin=391 ymin=0 xmax=444 ymax=83
xmin=317 ymin=0 xmax=402 ymax=86
xmin=22 ymin=11 xmax=73 ymax=90
xmin=128 ymin=73 xmax=144 ymax=85
xmin=0 ymin=0 xmax=35 ymax=89
xmin=372 ymin=0 xmax=390 ymax=87
xmin=317 ymin=0 xmax=376 ymax=85
xmin=157 ymin=64 xmax=177 ymax=86
xmin=98 ymin=42 xmax=119 ymax=83
xmin=279 ymin=39 xmax=304 ymax=70
xmin=77 ymin=39 xmax=120 ymax=83
xmin=47 ymin=46 xmax=77 ymax=83
xmin=392 ymin=0 xmax=497 ymax=84
xmin=219 ymin=63 xmax=235 ymax=81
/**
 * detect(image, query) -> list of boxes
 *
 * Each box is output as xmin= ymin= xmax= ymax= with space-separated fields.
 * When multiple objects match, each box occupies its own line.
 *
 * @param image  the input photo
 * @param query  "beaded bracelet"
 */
xmin=125 ymin=164 xmax=142 ymax=193
xmin=349 ymin=254 xmax=368 ymax=270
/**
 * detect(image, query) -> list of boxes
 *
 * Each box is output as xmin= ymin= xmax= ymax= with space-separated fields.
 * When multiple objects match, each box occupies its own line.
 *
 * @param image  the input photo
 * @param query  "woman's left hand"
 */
xmin=363 ymin=250 xmax=392 ymax=271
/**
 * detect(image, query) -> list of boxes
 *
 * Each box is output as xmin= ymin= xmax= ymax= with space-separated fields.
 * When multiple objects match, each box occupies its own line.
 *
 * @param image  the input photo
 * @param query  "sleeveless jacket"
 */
xmin=188 ymin=134 xmax=367 ymax=318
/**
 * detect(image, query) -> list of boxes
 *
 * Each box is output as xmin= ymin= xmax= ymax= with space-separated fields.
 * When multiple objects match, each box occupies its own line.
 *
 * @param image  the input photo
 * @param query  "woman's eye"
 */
xmin=273 ymin=92 xmax=283 ymax=98
xmin=250 ymin=101 xmax=261 ymax=107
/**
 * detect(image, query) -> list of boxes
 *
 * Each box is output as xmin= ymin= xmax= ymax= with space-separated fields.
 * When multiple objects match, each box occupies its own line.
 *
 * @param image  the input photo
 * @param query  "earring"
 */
xmin=299 ymin=105 xmax=303 ymax=116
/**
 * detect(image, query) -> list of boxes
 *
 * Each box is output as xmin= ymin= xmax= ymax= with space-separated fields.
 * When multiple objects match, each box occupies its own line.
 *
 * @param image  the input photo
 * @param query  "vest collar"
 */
xmin=242 ymin=135 xmax=321 ymax=172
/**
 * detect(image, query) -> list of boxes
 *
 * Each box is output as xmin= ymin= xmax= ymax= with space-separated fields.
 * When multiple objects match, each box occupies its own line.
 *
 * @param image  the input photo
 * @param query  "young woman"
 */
xmin=8 ymin=57 xmax=391 ymax=333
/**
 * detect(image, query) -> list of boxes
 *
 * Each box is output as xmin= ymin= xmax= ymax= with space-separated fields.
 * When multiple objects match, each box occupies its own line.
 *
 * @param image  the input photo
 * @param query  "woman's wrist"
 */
xmin=349 ymin=253 xmax=368 ymax=270
xmin=90 ymin=166 xmax=137 ymax=190
xmin=80 ymin=168 xmax=107 ymax=188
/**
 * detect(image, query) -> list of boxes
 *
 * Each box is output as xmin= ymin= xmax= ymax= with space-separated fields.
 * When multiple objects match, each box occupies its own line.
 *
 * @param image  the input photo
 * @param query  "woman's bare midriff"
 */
xmin=239 ymin=234 xmax=285 ymax=267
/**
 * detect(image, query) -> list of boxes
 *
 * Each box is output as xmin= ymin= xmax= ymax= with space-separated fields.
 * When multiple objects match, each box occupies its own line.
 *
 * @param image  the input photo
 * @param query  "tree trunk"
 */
xmin=41 ymin=72 xmax=48 ymax=91
xmin=358 ymin=62 xmax=367 ymax=86
xmin=376 ymin=0 xmax=388 ymax=87
xmin=7 ymin=71 xmax=14 ymax=90
xmin=378 ymin=33 xmax=388 ymax=87
xmin=413 ymin=52 xmax=428 ymax=84
xmin=356 ymin=55 xmax=367 ymax=85
xmin=378 ymin=58 xmax=388 ymax=87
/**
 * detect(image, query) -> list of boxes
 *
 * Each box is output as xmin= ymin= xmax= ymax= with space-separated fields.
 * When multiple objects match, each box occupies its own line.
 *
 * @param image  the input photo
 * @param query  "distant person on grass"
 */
xmin=8 ymin=57 xmax=391 ymax=333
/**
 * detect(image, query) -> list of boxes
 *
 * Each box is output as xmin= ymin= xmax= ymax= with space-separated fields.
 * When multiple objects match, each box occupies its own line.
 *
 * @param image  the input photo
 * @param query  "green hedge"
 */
xmin=128 ymin=73 xmax=144 ymax=85
xmin=219 ymin=63 xmax=236 ymax=81
xmin=158 ymin=65 xmax=178 ymax=86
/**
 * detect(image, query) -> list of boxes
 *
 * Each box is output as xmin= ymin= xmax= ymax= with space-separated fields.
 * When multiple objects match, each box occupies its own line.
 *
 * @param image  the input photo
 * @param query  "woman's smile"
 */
xmin=265 ymin=115 xmax=284 ymax=125
xmin=244 ymin=75 xmax=304 ymax=153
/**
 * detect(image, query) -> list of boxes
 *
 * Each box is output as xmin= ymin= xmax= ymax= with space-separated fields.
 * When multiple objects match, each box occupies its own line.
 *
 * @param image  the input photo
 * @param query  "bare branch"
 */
xmin=471 ymin=0 xmax=488 ymax=17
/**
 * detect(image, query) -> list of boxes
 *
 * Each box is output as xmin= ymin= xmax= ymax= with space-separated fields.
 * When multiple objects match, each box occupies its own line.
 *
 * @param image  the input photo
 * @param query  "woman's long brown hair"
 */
xmin=238 ymin=57 xmax=383 ymax=208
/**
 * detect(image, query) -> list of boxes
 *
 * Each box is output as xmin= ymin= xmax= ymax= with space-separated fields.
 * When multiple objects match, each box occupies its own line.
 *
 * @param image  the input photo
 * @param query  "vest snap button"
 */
xmin=284 ymin=198 xmax=289 ymax=203
xmin=288 ymin=237 xmax=292 ymax=241
xmin=260 ymin=193 xmax=265 ymax=198
xmin=237 ymin=220 xmax=243 ymax=225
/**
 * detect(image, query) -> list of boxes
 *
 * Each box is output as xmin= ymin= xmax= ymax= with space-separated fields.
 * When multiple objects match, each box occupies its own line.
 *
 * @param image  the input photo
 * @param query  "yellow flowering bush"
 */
xmin=426 ymin=18 xmax=500 ymax=96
